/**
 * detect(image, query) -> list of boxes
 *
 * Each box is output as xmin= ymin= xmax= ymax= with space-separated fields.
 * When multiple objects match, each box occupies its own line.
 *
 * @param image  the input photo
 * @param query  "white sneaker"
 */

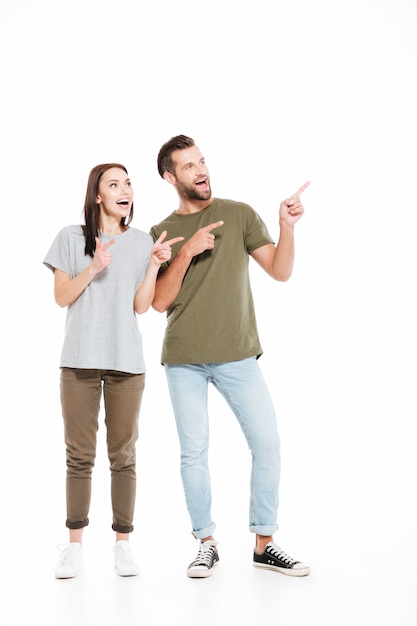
xmin=55 ymin=542 xmax=83 ymax=579
xmin=113 ymin=540 xmax=139 ymax=576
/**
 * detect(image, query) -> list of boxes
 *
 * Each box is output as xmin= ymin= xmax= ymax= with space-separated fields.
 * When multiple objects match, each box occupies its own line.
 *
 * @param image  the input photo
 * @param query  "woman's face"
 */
xmin=96 ymin=167 xmax=133 ymax=220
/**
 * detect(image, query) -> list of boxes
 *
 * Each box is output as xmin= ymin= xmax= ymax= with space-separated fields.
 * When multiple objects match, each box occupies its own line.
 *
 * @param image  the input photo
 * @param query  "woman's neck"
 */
xmin=99 ymin=222 xmax=128 ymax=236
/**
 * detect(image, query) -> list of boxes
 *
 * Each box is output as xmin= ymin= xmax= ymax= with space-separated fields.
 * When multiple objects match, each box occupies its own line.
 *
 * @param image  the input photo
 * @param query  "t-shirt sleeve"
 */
xmin=43 ymin=228 xmax=72 ymax=274
xmin=149 ymin=226 xmax=159 ymax=242
xmin=244 ymin=205 xmax=275 ymax=251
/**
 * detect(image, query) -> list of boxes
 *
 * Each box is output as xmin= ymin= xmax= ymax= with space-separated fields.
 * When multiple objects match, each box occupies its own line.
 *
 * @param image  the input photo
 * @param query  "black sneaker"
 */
xmin=187 ymin=540 xmax=219 ymax=578
xmin=253 ymin=542 xmax=310 ymax=577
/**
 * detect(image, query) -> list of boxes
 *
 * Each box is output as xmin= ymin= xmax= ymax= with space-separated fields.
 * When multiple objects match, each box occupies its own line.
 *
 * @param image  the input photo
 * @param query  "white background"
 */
xmin=0 ymin=1 xmax=416 ymax=624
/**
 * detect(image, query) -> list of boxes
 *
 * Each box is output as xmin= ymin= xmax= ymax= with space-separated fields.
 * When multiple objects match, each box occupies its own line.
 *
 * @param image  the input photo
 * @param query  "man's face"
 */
xmin=170 ymin=145 xmax=212 ymax=201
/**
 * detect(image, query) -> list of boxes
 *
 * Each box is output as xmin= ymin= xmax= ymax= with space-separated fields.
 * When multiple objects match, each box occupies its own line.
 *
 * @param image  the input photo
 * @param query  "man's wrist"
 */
xmin=279 ymin=219 xmax=295 ymax=231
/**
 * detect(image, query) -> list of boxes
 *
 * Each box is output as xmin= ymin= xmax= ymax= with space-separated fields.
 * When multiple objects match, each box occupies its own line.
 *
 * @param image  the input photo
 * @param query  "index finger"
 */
xmin=154 ymin=230 xmax=184 ymax=246
xmin=292 ymin=181 xmax=311 ymax=197
xmin=203 ymin=220 xmax=224 ymax=233
xmin=154 ymin=230 xmax=168 ymax=245
xmin=164 ymin=236 xmax=185 ymax=246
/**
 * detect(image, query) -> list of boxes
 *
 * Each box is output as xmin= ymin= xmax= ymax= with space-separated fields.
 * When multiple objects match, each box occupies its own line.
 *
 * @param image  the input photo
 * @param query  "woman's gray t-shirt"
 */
xmin=43 ymin=225 xmax=153 ymax=374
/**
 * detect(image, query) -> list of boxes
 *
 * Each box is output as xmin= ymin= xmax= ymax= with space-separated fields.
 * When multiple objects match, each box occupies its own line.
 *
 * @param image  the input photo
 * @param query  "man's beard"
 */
xmin=177 ymin=180 xmax=212 ymax=201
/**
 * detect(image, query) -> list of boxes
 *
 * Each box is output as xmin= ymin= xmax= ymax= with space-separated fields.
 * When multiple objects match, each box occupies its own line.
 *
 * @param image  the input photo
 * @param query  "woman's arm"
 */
xmin=54 ymin=237 xmax=115 ymax=307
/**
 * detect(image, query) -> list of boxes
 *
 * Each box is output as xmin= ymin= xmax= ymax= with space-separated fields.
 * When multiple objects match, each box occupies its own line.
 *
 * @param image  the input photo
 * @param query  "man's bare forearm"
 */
xmin=271 ymin=221 xmax=295 ymax=281
xmin=152 ymin=247 xmax=193 ymax=312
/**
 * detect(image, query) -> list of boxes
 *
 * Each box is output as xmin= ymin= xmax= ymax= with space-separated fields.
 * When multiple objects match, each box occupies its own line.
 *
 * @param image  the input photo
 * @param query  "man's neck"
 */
xmin=175 ymin=197 xmax=213 ymax=215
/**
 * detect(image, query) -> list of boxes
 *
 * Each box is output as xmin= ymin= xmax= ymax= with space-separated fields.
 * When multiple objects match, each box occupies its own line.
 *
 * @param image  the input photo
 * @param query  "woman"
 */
xmin=44 ymin=163 xmax=182 ymax=578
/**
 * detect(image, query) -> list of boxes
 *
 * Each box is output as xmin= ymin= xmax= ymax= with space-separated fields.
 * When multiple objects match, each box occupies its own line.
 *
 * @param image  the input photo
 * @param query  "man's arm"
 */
xmin=250 ymin=181 xmax=310 ymax=281
xmin=152 ymin=220 xmax=224 ymax=312
xmin=134 ymin=231 xmax=184 ymax=314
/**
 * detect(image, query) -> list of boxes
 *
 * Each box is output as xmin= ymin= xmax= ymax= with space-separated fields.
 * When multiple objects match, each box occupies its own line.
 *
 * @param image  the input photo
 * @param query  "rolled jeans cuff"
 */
xmin=249 ymin=524 xmax=278 ymax=535
xmin=192 ymin=523 xmax=216 ymax=540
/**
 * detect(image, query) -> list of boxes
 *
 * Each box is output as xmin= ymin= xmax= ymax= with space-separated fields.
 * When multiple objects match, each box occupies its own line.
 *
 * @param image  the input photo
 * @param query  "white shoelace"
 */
xmin=266 ymin=543 xmax=298 ymax=565
xmin=192 ymin=541 xmax=217 ymax=567
xmin=56 ymin=543 xmax=79 ymax=561
xmin=115 ymin=544 xmax=136 ymax=566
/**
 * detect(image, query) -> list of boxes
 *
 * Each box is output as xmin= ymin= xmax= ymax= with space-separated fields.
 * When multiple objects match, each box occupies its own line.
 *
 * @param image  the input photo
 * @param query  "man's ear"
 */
xmin=163 ymin=171 xmax=176 ymax=185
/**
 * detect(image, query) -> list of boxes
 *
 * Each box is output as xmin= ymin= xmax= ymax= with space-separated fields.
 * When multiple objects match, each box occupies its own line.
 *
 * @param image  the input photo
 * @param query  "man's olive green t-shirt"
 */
xmin=150 ymin=198 xmax=274 ymax=364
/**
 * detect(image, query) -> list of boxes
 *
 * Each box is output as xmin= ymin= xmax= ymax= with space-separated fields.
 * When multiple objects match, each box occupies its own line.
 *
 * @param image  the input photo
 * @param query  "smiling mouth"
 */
xmin=117 ymin=200 xmax=129 ymax=206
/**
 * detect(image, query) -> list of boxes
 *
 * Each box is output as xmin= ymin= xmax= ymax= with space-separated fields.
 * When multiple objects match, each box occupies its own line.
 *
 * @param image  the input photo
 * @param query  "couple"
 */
xmin=44 ymin=134 xmax=311 ymax=580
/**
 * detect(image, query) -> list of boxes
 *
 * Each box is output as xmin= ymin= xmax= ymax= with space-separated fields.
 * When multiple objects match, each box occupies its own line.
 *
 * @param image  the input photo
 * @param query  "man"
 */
xmin=150 ymin=134 xmax=310 ymax=578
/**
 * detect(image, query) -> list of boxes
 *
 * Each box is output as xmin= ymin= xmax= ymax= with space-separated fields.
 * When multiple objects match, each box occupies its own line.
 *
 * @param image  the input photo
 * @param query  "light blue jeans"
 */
xmin=164 ymin=357 xmax=280 ymax=539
